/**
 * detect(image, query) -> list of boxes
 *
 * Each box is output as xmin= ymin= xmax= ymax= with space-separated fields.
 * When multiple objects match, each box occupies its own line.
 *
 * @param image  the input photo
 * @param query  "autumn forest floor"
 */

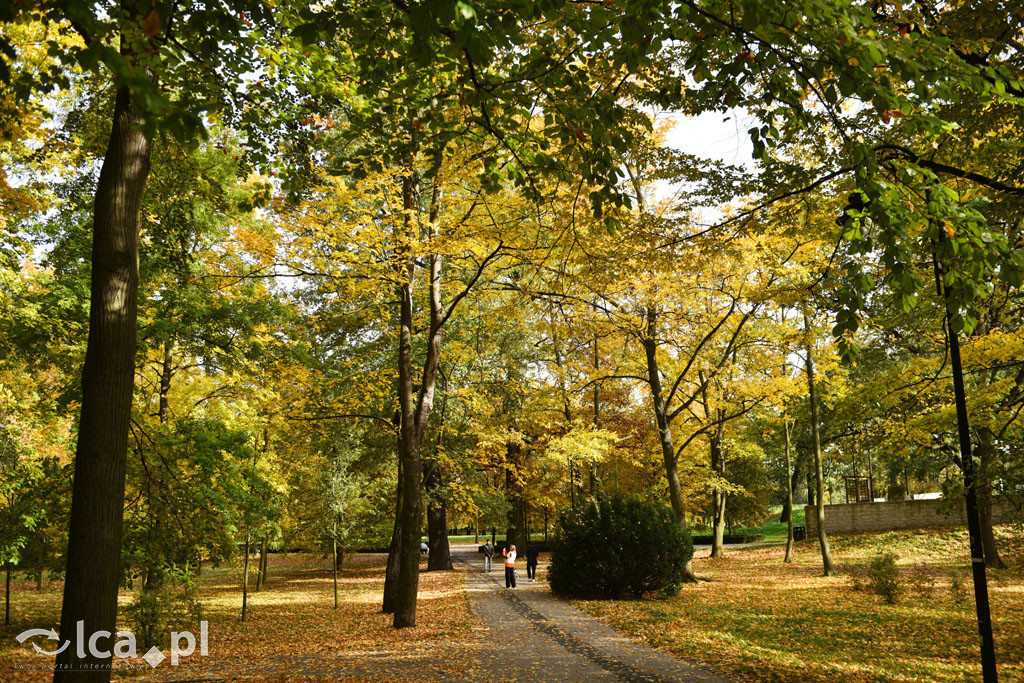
xmin=578 ymin=524 xmax=1024 ymax=683
xmin=0 ymin=553 xmax=483 ymax=682
xmin=2 ymin=525 xmax=1023 ymax=682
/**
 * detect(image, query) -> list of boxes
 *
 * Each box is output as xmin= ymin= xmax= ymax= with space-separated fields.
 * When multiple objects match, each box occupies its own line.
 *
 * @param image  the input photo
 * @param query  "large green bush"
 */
xmin=548 ymin=495 xmax=693 ymax=598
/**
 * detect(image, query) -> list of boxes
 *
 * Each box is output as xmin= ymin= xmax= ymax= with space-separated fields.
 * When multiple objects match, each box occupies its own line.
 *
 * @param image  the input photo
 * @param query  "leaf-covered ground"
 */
xmin=574 ymin=524 xmax=1024 ymax=682
xmin=0 ymin=553 xmax=482 ymax=681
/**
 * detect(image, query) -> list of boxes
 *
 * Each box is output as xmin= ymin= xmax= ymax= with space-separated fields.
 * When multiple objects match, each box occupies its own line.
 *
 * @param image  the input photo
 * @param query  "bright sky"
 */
xmin=648 ymin=107 xmax=759 ymax=223
xmin=662 ymin=107 xmax=757 ymax=169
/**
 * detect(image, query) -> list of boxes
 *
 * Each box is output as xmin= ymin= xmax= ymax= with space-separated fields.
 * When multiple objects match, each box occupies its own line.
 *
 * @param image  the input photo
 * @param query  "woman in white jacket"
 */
xmin=502 ymin=545 xmax=517 ymax=588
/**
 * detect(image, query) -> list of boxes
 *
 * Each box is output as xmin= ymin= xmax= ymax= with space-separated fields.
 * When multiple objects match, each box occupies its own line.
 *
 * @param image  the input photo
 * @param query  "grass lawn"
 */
xmin=434 ymin=533 xmax=550 ymax=544
xmin=735 ymin=507 xmax=806 ymax=543
xmin=1 ymin=553 xmax=480 ymax=681
xmin=574 ymin=524 xmax=1024 ymax=683
xmin=690 ymin=506 xmax=807 ymax=544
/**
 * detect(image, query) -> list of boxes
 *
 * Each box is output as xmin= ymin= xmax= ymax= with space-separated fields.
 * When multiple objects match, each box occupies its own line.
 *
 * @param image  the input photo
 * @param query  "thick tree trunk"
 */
xmin=423 ymin=437 xmax=453 ymax=570
xmin=36 ymin=568 xmax=43 ymax=591
xmin=392 ymin=170 xmax=448 ymax=628
xmin=4 ymin=565 xmax=9 ymax=625
xmin=804 ymin=313 xmax=835 ymax=576
xmin=426 ymin=502 xmax=453 ymax=571
xmin=975 ymin=428 xmax=1005 ymax=569
xmin=391 ymin=352 xmax=423 ymax=630
xmin=807 ymin=471 xmax=815 ymax=506
xmin=783 ymin=417 xmax=794 ymax=563
xmin=55 ymin=82 xmax=151 ymax=683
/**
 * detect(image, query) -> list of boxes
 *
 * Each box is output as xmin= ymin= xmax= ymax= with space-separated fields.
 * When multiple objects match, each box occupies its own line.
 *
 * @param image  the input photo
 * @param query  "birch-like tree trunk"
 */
xmin=803 ymin=312 xmax=835 ymax=576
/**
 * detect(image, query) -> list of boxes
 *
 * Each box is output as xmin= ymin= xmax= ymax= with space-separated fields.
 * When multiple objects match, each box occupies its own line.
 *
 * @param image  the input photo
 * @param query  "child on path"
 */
xmin=483 ymin=539 xmax=494 ymax=572
xmin=503 ymin=544 xmax=517 ymax=588
xmin=525 ymin=542 xmax=539 ymax=581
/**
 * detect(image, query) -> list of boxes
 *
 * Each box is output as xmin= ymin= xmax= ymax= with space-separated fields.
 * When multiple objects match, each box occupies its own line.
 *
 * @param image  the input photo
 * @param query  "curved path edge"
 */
xmin=452 ymin=544 xmax=727 ymax=683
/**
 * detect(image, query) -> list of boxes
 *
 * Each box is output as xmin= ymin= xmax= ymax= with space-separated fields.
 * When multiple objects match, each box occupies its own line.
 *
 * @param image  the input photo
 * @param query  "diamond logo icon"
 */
xmin=143 ymin=646 xmax=166 ymax=668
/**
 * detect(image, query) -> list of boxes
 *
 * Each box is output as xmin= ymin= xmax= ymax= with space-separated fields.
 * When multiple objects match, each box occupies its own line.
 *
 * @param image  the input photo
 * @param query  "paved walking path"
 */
xmin=452 ymin=545 xmax=727 ymax=683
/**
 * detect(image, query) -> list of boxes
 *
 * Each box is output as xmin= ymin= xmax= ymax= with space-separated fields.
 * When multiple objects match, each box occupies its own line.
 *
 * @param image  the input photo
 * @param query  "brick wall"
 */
xmin=804 ymin=497 xmax=1017 ymax=536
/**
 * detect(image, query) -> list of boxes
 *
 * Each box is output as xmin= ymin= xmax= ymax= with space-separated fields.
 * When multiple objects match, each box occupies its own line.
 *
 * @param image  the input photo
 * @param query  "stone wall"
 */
xmin=804 ymin=497 xmax=1017 ymax=536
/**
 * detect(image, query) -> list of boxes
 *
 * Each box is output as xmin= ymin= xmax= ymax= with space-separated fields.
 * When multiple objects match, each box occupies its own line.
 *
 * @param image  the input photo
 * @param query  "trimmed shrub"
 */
xmin=548 ymin=495 xmax=693 ymax=598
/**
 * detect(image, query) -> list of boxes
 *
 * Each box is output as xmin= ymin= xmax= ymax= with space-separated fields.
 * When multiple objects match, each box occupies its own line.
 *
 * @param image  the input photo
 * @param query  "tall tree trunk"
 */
xmin=36 ymin=568 xmax=44 ymax=591
xmin=425 ymin=475 xmax=453 ymax=572
xmin=710 ymin=409 xmax=727 ymax=559
xmin=394 ymin=375 xmax=425 ymax=628
xmin=944 ymin=313 xmax=998 ymax=681
xmin=590 ymin=325 xmax=600 ymax=495
xmin=424 ymin=386 xmax=453 ymax=571
xmin=256 ymin=536 xmax=268 ymax=590
xmin=780 ymin=498 xmax=791 ymax=524
xmin=643 ymin=308 xmax=698 ymax=582
xmin=332 ymin=538 xmax=339 ymax=609
xmin=781 ymin=462 xmax=801 ymax=521
xmin=504 ymin=446 xmax=528 ymax=551
xmin=55 ymin=80 xmax=151 ymax=683
xmin=241 ymin=531 xmax=250 ymax=621
xmin=382 ymin=449 xmax=403 ymax=614
xmin=807 ymin=471 xmax=815 ymax=506
xmin=803 ymin=312 xmax=835 ymax=576
xmin=262 ymin=536 xmax=269 ymax=583
xmin=4 ymin=564 xmax=9 ymax=625
xmin=158 ymin=340 xmax=173 ymax=424
xmin=975 ymin=428 xmax=1005 ymax=568
xmin=783 ymin=417 xmax=795 ymax=563
xmin=392 ymin=171 xmax=443 ymax=629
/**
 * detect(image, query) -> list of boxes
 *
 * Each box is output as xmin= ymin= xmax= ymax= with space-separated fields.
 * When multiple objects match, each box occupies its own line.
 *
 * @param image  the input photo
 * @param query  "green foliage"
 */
xmin=122 ymin=416 xmax=276 ymax=586
xmin=548 ymin=495 xmax=692 ymax=599
xmin=125 ymin=565 xmax=203 ymax=649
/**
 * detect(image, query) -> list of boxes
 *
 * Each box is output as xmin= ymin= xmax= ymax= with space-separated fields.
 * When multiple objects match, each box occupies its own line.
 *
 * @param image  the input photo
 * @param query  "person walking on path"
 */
xmin=483 ymin=539 xmax=494 ymax=572
xmin=525 ymin=542 xmax=539 ymax=582
xmin=503 ymin=544 xmax=517 ymax=588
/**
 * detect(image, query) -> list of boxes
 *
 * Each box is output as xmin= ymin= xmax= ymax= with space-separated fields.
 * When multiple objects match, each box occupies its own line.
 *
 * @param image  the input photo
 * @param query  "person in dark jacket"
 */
xmin=483 ymin=539 xmax=494 ymax=572
xmin=525 ymin=542 xmax=540 ymax=582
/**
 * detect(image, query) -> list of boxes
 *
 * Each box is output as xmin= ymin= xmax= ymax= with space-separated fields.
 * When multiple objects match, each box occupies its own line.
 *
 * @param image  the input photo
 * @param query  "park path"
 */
xmin=451 ymin=544 xmax=727 ymax=683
